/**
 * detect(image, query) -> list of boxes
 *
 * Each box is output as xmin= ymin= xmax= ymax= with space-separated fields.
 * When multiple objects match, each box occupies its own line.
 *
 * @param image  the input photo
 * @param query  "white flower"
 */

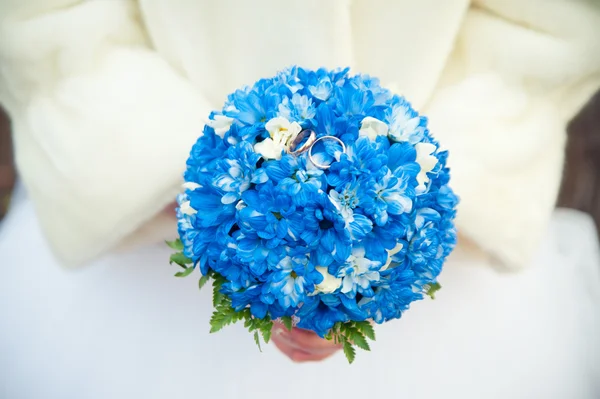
xmin=206 ymin=114 xmax=234 ymax=138
xmin=381 ymin=242 xmax=404 ymax=271
xmin=415 ymin=142 xmax=438 ymax=192
xmin=182 ymin=182 xmax=201 ymax=191
xmin=314 ymin=266 xmax=342 ymax=294
xmin=265 ymin=116 xmax=302 ymax=140
xmin=254 ymin=139 xmax=283 ymax=160
xmin=254 ymin=117 xmax=302 ymax=160
xmin=179 ymin=200 xmax=197 ymax=216
xmin=359 ymin=116 xmax=389 ymax=141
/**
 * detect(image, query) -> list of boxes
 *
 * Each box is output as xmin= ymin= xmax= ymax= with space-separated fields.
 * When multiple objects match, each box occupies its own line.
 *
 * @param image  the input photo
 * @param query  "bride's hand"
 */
xmin=271 ymin=322 xmax=342 ymax=362
xmin=164 ymin=201 xmax=178 ymax=218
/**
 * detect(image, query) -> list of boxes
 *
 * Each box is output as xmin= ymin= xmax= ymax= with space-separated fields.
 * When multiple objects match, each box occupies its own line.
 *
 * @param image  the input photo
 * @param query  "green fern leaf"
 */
xmin=342 ymin=340 xmax=356 ymax=364
xmin=346 ymin=326 xmax=370 ymax=351
xmin=425 ymin=282 xmax=442 ymax=299
xmin=198 ymin=274 xmax=210 ymax=290
xmin=174 ymin=265 xmax=195 ymax=278
xmin=170 ymin=252 xmax=192 ymax=268
xmin=254 ymin=331 xmax=262 ymax=352
xmin=354 ymin=321 xmax=376 ymax=341
xmin=281 ymin=316 xmax=293 ymax=331
xmin=165 ymin=239 xmax=184 ymax=251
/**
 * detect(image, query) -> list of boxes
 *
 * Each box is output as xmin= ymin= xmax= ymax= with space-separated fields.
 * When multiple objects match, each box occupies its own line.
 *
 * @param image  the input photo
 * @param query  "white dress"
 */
xmin=1 ymin=184 xmax=599 ymax=399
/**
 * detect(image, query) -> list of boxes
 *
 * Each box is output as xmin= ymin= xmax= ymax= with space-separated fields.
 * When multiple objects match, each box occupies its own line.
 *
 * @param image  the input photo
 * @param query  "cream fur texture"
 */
xmin=0 ymin=0 xmax=598 ymax=268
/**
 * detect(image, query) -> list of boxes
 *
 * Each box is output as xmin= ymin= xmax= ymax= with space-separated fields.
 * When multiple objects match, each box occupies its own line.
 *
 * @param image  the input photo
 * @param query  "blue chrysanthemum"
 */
xmin=301 ymin=192 xmax=352 ymax=267
xmin=175 ymin=66 xmax=458 ymax=339
xmin=264 ymin=250 xmax=323 ymax=309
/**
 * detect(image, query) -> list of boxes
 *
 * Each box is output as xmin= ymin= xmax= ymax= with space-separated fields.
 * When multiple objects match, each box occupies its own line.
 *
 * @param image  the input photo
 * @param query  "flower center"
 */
xmin=290 ymin=271 xmax=298 ymax=278
xmin=319 ymin=219 xmax=334 ymax=230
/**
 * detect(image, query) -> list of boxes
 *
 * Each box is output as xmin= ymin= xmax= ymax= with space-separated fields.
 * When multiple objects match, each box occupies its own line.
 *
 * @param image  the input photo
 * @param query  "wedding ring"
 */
xmin=308 ymin=135 xmax=346 ymax=170
xmin=288 ymin=129 xmax=317 ymax=155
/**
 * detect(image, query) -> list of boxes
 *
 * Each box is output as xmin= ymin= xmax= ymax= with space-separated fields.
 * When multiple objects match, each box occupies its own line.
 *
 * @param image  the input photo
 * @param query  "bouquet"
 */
xmin=167 ymin=67 xmax=458 ymax=363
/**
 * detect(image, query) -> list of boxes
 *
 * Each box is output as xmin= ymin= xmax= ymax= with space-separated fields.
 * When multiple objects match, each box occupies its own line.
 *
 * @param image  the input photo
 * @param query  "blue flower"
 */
xmin=213 ymin=254 xmax=257 ymax=292
xmin=385 ymin=96 xmax=426 ymax=144
xmin=298 ymin=67 xmax=335 ymax=101
xmin=360 ymin=170 xmax=415 ymax=226
xmin=188 ymin=186 xmax=237 ymax=229
xmin=327 ymin=136 xmax=387 ymax=188
xmin=278 ymin=93 xmax=316 ymax=125
xmin=358 ymin=262 xmax=421 ymax=323
xmin=235 ymin=230 xmax=287 ymax=277
xmin=295 ymin=296 xmax=349 ymax=337
xmin=237 ymin=182 xmax=304 ymax=247
xmin=212 ymin=142 xmax=268 ymax=204
xmin=264 ymin=154 xmax=324 ymax=206
xmin=349 ymin=74 xmax=392 ymax=105
xmin=228 ymin=284 xmax=290 ymax=319
xmin=331 ymin=247 xmax=381 ymax=298
xmin=314 ymin=102 xmax=343 ymax=138
xmin=333 ymin=83 xmax=375 ymax=118
xmin=436 ymin=185 xmax=459 ymax=211
xmin=176 ymin=193 xmax=198 ymax=260
xmin=264 ymin=252 xmax=323 ymax=309
xmin=359 ymin=142 xmax=420 ymax=225
xmin=405 ymin=208 xmax=449 ymax=282
xmin=276 ymin=66 xmax=304 ymax=95
xmin=184 ymin=127 xmax=228 ymax=186
xmin=329 ymin=183 xmax=373 ymax=240
xmin=301 ymin=192 xmax=352 ymax=267
xmin=224 ymin=87 xmax=280 ymax=126
xmin=361 ymin=212 xmax=411 ymax=265
xmin=308 ymin=75 xmax=333 ymax=101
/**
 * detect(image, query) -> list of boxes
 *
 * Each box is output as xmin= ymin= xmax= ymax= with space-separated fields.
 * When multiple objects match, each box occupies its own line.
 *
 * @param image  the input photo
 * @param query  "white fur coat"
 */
xmin=0 ymin=0 xmax=599 ymax=268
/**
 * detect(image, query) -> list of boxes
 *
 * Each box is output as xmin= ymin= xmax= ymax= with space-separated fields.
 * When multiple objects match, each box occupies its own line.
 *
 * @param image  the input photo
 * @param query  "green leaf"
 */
xmin=165 ymin=239 xmax=184 ymax=251
xmin=170 ymin=252 xmax=192 ymax=267
xmin=332 ymin=334 xmax=339 ymax=345
xmin=213 ymin=291 xmax=225 ymax=307
xmin=209 ymin=305 xmax=237 ymax=333
xmin=281 ymin=316 xmax=293 ymax=332
xmin=260 ymin=323 xmax=272 ymax=344
xmin=425 ymin=282 xmax=442 ymax=299
xmin=342 ymin=340 xmax=356 ymax=364
xmin=174 ymin=266 xmax=195 ymax=278
xmin=212 ymin=277 xmax=226 ymax=307
xmin=332 ymin=322 xmax=342 ymax=334
xmin=247 ymin=319 xmax=259 ymax=332
xmin=354 ymin=321 xmax=376 ymax=341
xmin=346 ymin=326 xmax=370 ymax=351
xmin=198 ymin=274 xmax=211 ymax=291
xmin=234 ymin=309 xmax=248 ymax=323
xmin=254 ymin=331 xmax=262 ymax=352
xmin=240 ymin=308 xmax=252 ymax=321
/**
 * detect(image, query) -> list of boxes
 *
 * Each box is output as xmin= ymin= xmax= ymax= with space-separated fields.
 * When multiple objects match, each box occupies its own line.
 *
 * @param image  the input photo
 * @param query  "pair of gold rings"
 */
xmin=287 ymin=129 xmax=346 ymax=169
